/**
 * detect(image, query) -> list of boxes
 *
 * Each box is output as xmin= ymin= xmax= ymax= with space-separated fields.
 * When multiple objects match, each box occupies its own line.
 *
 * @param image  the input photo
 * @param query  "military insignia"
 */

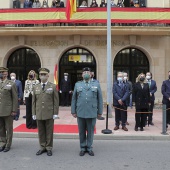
xmin=6 ymin=84 xmax=12 ymax=87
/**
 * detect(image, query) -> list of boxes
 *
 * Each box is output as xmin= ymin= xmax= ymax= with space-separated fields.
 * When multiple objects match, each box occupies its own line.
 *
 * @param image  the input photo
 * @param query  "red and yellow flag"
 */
xmin=66 ymin=0 xmax=77 ymax=20
xmin=54 ymin=65 xmax=59 ymax=90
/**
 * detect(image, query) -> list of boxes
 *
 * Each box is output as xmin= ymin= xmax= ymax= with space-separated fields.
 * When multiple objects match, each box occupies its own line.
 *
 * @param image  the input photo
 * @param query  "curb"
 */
xmin=13 ymin=132 xmax=170 ymax=141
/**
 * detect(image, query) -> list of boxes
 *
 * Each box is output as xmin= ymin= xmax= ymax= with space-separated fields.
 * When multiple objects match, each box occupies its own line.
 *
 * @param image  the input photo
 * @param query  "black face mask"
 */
xmin=29 ymin=75 xmax=33 ymax=79
xmin=169 ymin=75 xmax=170 ymax=79
xmin=140 ymin=77 xmax=145 ymax=82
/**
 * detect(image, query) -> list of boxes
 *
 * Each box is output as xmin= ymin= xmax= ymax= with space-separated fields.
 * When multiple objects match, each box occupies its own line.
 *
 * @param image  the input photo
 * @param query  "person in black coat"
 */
xmin=113 ymin=72 xmax=129 ymax=131
xmin=133 ymin=73 xmax=150 ymax=131
xmin=59 ymin=73 xmax=72 ymax=106
xmin=146 ymin=72 xmax=157 ymax=126
xmin=123 ymin=72 xmax=133 ymax=125
xmin=161 ymin=71 xmax=170 ymax=128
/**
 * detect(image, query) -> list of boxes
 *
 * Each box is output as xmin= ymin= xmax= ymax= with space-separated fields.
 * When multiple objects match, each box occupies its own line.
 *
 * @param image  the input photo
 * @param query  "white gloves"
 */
xmin=59 ymin=90 xmax=62 ymax=93
xmin=53 ymin=115 xmax=59 ymax=119
xmin=32 ymin=115 xmax=36 ymax=120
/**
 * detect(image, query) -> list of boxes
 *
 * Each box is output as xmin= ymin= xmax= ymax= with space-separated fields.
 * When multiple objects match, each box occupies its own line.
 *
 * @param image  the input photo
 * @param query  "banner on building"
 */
xmin=0 ymin=8 xmax=170 ymax=24
xmin=69 ymin=55 xmax=87 ymax=62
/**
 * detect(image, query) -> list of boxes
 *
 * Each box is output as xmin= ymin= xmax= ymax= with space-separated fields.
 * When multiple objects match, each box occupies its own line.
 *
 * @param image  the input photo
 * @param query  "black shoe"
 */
xmin=149 ymin=122 xmax=154 ymax=126
xmin=97 ymin=117 xmax=105 ymax=120
xmin=79 ymin=151 xmax=85 ymax=156
xmin=23 ymin=116 xmax=26 ymax=119
xmin=15 ymin=117 xmax=19 ymax=121
xmin=0 ymin=146 xmax=5 ymax=152
xmin=88 ymin=150 xmax=94 ymax=156
xmin=134 ymin=127 xmax=138 ymax=131
xmin=47 ymin=150 xmax=52 ymax=156
xmin=32 ymin=126 xmax=37 ymax=129
xmin=3 ymin=147 xmax=10 ymax=152
xmin=36 ymin=149 xmax=46 ymax=155
xmin=140 ymin=127 xmax=144 ymax=131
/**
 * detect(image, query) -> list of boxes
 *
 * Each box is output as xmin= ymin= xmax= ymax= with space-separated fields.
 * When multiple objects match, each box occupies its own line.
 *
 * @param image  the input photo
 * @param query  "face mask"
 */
xmin=83 ymin=74 xmax=90 ymax=81
xmin=11 ymin=76 xmax=16 ymax=80
xmin=124 ymin=76 xmax=128 ymax=81
xmin=146 ymin=75 xmax=151 ymax=80
xmin=64 ymin=76 xmax=68 ymax=79
xmin=117 ymin=77 xmax=122 ymax=81
xmin=0 ymin=73 xmax=3 ymax=79
xmin=40 ymin=75 xmax=48 ymax=81
xmin=29 ymin=75 xmax=34 ymax=79
xmin=93 ymin=1 xmax=95 ymax=3
xmin=140 ymin=77 xmax=145 ymax=82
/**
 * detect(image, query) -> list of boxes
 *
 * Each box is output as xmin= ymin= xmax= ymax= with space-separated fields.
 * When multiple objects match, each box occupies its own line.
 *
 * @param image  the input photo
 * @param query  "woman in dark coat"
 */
xmin=133 ymin=73 xmax=150 ymax=131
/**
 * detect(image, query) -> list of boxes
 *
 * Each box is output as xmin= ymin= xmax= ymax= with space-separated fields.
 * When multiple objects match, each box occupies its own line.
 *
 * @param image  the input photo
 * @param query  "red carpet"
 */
xmin=13 ymin=124 xmax=96 ymax=134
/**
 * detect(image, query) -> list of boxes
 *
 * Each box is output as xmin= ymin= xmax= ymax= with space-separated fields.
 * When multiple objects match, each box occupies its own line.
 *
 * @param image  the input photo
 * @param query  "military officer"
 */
xmin=32 ymin=68 xmax=59 ymax=156
xmin=71 ymin=67 xmax=103 ymax=156
xmin=0 ymin=67 xmax=18 ymax=152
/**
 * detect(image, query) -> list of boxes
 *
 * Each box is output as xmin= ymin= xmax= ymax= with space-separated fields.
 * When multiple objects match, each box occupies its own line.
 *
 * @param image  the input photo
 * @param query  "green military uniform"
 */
xmin=0 ymin=67 xmax=18 ymax=150
xmin=71 ymin=79 xmax=103 ymax=152
xmin=32 ymin=68 xmax=59 ymax=152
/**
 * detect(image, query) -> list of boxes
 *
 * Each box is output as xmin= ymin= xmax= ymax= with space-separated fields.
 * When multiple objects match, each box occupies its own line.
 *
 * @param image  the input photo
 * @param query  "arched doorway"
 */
xmin=113 ymin=48 xmax=149 ymax=83
xmin=7 ymin=48 xmax=41 ymax=89
xmin=59 ymin=47 xmax=97 ymax=89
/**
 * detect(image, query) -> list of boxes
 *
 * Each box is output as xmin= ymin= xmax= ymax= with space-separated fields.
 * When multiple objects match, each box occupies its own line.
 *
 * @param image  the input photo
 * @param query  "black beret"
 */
xmin=82 ymin=67 xmax=91 ymax=72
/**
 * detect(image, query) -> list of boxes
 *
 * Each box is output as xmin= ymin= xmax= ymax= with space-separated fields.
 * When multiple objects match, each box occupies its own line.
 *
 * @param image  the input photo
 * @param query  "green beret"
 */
xmin=0 ymin=67 xmax=8 ymax=72
xmin=38 ymin=68 xmax=50 ymax=74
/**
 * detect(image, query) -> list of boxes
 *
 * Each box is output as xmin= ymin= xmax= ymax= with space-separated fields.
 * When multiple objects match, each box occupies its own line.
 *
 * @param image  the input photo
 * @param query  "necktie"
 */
xmin=42 ymin=84 xmax=45 ymax=90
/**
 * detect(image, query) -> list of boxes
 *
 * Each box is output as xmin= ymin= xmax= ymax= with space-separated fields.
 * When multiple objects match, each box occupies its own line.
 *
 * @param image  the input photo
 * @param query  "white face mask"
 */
xmin=146 ymin=75 xmax=151 ymax=80
xmin=117 ymin=77 xmax=123 ymax=81
xmin=64 ymin=76 xmax=68 ymax=79
xmin=40 ymin=75 xmax=48 ymax=81
xmin=124 ymin=76 xmax=128 ymax=81
xmin=11 ymin=76 xmax=16 ymax=80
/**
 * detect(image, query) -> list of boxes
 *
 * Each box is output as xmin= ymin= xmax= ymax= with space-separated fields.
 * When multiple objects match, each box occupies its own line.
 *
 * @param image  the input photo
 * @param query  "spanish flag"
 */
xmin=66 ymin=0 xmax=77 ymax=20
xmin=54 ymin=65 xmax=59 ymax=90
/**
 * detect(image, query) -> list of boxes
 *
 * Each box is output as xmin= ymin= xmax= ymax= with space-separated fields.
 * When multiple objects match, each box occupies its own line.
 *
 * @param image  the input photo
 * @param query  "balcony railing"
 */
xmin=0 ymin=7 xmax=169 ymax=26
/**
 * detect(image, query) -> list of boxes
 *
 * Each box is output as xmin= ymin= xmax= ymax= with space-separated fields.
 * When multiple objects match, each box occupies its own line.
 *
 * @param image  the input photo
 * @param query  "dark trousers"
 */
xmin=0 ymin=116 xmax=13 ymax=148
xmin=14 ymin=101 xmax=20 ymax=119
xmin=37 ymin=119 xmax=54 ymax=151
xmin=77 ymin=117 xmax=96 ymax=152
xmin=61 ymin=92 xmax=69 ymax=106
xmin=166 ymin=102 xmax=170 ymax=124
xmin=135 ymin=109 xmax=147 ymax=128
xmin=147 ymin=101 xmax=154 ymax=123
xmin=25 ymin=94 xmax=37 ymax=128
xmin=115 ymin=105 xmax=127 ymax=127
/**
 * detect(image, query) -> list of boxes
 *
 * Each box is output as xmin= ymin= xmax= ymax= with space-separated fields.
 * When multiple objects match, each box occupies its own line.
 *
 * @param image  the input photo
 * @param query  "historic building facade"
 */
xmin=0 ymin=26 xmax=169 ymax=103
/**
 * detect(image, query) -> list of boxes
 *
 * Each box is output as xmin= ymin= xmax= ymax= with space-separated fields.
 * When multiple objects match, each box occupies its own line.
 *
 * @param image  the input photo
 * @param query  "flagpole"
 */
xmin=107 ymin=0 xmax=112 ymax=117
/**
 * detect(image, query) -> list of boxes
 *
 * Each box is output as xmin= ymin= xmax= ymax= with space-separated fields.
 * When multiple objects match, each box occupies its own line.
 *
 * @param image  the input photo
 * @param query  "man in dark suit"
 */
xmin=113 ymin=72 xmax=129 ymax=131
xmin=123 ymin=72 xmax=133 ymax=125
xmin=146 ymin=72 xmax=157 ymax=125
xmin=161 ymin=71 xmax=170 ymax=128
xmin=10 ymin=73 xmax=23 ymax=121
xmin=59 ymin=73 xmax=72 ymax=106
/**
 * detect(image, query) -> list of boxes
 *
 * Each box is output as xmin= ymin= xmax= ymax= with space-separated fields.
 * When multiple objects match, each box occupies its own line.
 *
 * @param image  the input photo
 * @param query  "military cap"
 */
xmin=38 ymin=68 xmax=50 ymax=74
xmin=82 ymin=67 xmax=91 ymax=72
xmin=64 ymin=73 xmax=68 ymax=76
xmin=0 ymin=67 xmax=8 ymax=72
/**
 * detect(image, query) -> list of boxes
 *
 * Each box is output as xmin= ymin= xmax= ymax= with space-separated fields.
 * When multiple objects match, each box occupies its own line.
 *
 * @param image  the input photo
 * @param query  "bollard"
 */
xmin=101 ymin=104 xmax=112 ymax=134
xmin=161 ymin=104 xmax=168 ymax=135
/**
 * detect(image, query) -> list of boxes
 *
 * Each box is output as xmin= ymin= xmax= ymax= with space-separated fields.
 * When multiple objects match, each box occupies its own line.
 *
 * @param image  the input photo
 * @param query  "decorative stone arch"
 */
xmin=3 ymin=45 xmax=43 ymax=66
xmin=113 ymin=45 xmax=151 ymax=83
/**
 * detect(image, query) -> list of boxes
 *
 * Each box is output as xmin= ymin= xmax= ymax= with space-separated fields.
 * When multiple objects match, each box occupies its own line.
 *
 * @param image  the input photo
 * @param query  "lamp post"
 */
xmin=107 ymin=0 xmax=112 ymax=118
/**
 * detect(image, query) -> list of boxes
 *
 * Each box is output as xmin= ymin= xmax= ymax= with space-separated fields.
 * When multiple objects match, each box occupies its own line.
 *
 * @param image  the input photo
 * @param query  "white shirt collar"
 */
xmin=41 ymin=81 xmax=48 ymax=85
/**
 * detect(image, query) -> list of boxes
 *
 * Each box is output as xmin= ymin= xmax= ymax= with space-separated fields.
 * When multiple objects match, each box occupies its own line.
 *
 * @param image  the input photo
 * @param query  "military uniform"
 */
xmin=71 ymin=78 xmax=103 ymax=153
xmin=0 ymin=67 xmax=18 ymax=152
xmin=32 ymin=68 xmax=59 ymax=155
